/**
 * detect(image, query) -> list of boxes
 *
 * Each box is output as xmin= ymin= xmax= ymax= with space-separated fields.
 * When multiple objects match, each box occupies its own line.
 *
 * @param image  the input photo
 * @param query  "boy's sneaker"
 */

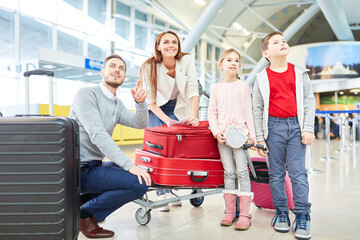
xmin=292 ymin=213 xmax=311 ymax=240
xmin=271 ymin=209 xmax=290 ymax=233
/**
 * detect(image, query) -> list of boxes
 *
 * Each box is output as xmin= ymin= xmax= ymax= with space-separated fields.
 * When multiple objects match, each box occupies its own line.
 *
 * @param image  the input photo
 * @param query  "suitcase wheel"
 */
xmin=189 ymin=189 xmax=204 ymax=207
xmin=135 ymin=208 xmax=151 ymax=225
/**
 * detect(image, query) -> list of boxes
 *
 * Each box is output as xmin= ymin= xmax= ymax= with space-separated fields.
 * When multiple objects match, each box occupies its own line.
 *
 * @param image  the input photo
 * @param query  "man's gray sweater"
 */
xmin=69 ymin=85 xmax=148 ymax=170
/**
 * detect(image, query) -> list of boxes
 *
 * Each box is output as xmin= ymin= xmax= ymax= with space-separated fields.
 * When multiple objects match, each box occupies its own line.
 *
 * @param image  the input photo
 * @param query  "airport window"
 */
xmin=169 ymin=25 xmax=180 ymax=32
xmin=20 ymin=0 xmax=56 ymax=22
xmin=155 ymin=18 xmax=166 ymax=27
xmin=116 ymin=1 xmax=130 ymax=16
xmin=63 ymin=0 xmax=82 ymax=10
xmin=88 ymin=35 xmax=107 ymax=61
xmin=57 ymin=26 xmax=83 ymax=56
xmin=135 ymin=10 xmax=147 ymax=21
xmin=207 ymin=43 xmax=213 ymax=60
xmin=88 ymin=0 xmax=106 ymax=25
xmin=135 ymin=24 xmax=147 ymax=50
xmin=0 ymin=8 xmax=14 ymax=62
xmin=116 ymin=18 xmax=130 ymax=41
xmin=20 ymin=15 xmax=52 ymax=61
xmin=215 ymin=47 xmax=221 ymax=60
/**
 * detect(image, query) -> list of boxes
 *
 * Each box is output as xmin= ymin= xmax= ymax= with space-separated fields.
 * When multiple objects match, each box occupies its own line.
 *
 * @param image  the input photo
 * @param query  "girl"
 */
xmin=140 ymin=31 xmax=199 ymax=211
xmin=208 ymin=48 xmax=256 ymax=230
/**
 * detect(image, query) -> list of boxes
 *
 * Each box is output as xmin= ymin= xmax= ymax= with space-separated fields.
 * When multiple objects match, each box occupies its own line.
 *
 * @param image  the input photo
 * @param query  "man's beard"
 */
xmin=105 ymin=79 xmax=122 ymax=88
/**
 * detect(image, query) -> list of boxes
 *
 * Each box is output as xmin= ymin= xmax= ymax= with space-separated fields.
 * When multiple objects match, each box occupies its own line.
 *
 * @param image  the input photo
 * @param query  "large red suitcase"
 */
xmin=250 ymin=157 xmax=294 ymax=210
xmin=143 ymin=121 xmax=220 ymax=159
xmin=135 ymin=149 xmax=224 ymax=187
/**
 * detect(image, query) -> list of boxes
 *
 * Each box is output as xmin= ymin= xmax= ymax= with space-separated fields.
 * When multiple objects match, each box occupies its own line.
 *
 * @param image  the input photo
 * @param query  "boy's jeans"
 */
xmin=266 ymin=116 xmax=311 ymax=214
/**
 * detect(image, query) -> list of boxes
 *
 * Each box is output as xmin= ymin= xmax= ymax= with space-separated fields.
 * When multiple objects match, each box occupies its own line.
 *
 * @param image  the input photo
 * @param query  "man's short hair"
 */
xmin=103 ymin=54 xmax=127 ymax=72
xmin=260 ymin=31 xmax=284 ymax=52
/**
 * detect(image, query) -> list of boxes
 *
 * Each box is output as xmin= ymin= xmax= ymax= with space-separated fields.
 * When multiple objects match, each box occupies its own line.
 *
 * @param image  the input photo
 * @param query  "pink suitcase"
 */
xmin=250 ymin=157 xmax=294 ymax=210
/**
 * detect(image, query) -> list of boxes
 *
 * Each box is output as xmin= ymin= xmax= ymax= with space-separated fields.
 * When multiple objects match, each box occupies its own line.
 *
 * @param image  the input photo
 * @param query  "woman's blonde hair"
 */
xmin=218 ymin=48 xmax=241 ymax=78
xmin=140 ymin=31 xmax=188 ymax=102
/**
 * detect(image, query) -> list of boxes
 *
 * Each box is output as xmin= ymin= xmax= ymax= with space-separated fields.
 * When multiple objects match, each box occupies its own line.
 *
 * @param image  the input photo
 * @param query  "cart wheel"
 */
xmin=189 ymin=196 xmax=204 ymax=207
xmin=135 ymin=208 xmax=151 ymax=225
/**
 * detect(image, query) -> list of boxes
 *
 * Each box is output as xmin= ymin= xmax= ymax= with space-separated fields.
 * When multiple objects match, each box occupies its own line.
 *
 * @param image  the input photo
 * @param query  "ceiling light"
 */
xmin=350 ymin=88 xmax=360 ymax=93
xmin=233 ymin=22 xmax=243 ymax=30
xmin=194 ymin=0 xmax=206 ymax=6
xmin=354 ymin=92 xmax=358 ymax=95
xmin=42 ymin=64 xmax=57 ymax=69
xmin=242 ymin=28 xmax=251 ymax=36
xmin=339 ymin=91 xmax=344 ymax=95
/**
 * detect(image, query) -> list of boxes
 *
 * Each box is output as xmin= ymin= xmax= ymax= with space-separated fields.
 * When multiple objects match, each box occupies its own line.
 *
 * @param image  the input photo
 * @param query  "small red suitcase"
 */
xmin=143 ymin=121 xmax=220 ymax=159
xmin=135 ymin=149 xmax=224 ymax=188
xmin=250 ymin=157 xmax=294 ymax=210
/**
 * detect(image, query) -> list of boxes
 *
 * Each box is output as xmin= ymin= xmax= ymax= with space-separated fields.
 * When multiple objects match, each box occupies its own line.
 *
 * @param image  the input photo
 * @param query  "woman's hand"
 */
xmin=185 ymin=116 xmax=199 ymax=126
xmin=215 ymin=132 xmax=226 ymax=143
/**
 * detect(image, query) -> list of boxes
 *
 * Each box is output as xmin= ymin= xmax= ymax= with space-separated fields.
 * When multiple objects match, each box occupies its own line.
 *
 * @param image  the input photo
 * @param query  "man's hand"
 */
xmin=185 ymin=116 xmax=199 ymax=126
xmin=257 ymin=141 xmax=267 ymax=157
xmin=128 ymin=165 xmax=152 ymax=186
xmin=131 ymin=80 xmax=146 ymax=103
xmin=302 ymin=131 xmax=315 ymax=145
xmin=215 ymin=132 xmax=226 ymax=143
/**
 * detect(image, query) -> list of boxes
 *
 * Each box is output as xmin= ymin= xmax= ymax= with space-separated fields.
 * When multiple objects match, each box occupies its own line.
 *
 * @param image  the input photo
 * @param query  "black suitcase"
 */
xmin=0 ymin=116 xmax=80 ymax=240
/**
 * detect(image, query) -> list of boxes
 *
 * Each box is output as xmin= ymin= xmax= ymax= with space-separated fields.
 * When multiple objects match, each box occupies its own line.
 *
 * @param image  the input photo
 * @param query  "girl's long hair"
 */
xmin=140 ymin=31 xmax=187 ymax=102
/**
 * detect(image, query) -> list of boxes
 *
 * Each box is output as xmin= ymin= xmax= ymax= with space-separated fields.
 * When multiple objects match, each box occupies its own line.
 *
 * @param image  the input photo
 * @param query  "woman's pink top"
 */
xmin=208 ymin=80 xmax=256 ymax=139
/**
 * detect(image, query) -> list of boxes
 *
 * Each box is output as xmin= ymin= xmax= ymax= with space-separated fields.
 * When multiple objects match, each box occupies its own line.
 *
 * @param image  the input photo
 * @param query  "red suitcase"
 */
xmin=135 ymin=149 xmax=224 ymax=187
xmin=143 ymin=121 xmax=220 ymax=159
xmin=250 ymin=157 xmax=294 ymax=210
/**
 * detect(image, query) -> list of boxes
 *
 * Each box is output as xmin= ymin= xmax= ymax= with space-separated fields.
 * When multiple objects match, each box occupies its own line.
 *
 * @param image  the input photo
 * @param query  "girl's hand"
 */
xmin=185 ymin=116 xmax=199 ymax=126
xmin=215 ymin=132 xmax=226 ymax=143
xmin=257 ymin=141 xmax=267 ymax=157
xmin=248 ymin=138 xmax=257 ymax=151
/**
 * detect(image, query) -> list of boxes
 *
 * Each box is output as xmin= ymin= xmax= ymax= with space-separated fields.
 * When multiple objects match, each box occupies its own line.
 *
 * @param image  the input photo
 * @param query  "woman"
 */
xmin=140 ymin=31 xmax=199 ymax=211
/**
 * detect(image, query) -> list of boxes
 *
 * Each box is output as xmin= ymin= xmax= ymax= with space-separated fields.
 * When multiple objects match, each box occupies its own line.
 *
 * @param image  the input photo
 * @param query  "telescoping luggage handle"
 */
xmin=23 ymin=70 xmax=55 ymax=116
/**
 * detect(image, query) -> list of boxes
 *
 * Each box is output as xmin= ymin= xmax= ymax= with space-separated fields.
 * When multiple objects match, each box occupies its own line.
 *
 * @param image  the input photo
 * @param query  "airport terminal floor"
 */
xmin=78 ymin=139 xmax=360 ymax=240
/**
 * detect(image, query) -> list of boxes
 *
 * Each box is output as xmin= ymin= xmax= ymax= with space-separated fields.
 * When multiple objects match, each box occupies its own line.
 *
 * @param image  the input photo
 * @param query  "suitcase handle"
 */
xmin=187 ymin=171 xmax=208 ymax=182
xmin=24 ymin=69 xmax=55 ymax=77
xmin=146 ymin=141 xmax=163 ymax=150
xmin=137 ymin=165 xmax=153 ymax=173
xmin=140 ymin=156 xmax=151 ymax=162
xmin=23 ymin=69 xmax=54 ymax=116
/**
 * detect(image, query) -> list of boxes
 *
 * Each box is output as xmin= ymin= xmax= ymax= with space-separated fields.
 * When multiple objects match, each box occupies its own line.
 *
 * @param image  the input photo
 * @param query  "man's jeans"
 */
xmin=266 ymin=116 xmax=311 ymax=214
xmin=81 ymin=161 xmax=148 ymax=222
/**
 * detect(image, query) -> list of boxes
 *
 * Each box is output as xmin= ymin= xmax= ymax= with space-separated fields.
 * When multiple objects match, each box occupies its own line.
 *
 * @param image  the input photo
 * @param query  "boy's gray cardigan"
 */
xmin=252 ymin=64 xmax=315 ymax=142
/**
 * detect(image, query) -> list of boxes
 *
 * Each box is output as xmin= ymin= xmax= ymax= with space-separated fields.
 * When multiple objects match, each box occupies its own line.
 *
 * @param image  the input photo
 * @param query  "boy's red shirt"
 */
xmin=266 ymin=63 xmax=297 ymax=118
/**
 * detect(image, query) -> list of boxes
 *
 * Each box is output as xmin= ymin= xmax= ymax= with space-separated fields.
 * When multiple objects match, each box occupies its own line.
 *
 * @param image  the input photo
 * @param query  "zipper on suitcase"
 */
xmin=176 ymin=134 xmax=185 ymax=141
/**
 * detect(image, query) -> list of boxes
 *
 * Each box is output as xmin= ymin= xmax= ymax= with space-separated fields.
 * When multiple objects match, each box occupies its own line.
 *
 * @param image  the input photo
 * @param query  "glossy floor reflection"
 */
xmin=79 ymin=139 xmax=360 ymax=240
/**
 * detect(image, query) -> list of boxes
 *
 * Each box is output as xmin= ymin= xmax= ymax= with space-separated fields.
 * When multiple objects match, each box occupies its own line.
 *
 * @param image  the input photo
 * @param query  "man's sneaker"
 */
xmin=292 ymin=213 xmax=311 ymax=240
xmin=271 ymin=209 xmax=290 ymax=233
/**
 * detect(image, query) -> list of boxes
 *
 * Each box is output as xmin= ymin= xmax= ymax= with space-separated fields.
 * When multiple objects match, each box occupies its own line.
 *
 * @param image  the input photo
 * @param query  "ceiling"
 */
xmin=141 ymin=0 xmax=360 ymax=67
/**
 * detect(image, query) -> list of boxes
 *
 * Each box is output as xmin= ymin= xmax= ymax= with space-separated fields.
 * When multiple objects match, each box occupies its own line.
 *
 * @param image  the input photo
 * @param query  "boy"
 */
xmin=252 ymin=32 xmax=315 ymax=240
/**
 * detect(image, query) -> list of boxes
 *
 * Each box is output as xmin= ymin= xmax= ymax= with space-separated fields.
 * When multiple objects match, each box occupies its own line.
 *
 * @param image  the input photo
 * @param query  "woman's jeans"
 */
xmin=148 ymin=99 xmax=178 ymax=195
xmin=266 ymin=116 xmax=311 ymax=214
xmin=148 ymin=99 xmax=178 ymax=127
xmin=217 ymin=142 xmax=251 ymax=192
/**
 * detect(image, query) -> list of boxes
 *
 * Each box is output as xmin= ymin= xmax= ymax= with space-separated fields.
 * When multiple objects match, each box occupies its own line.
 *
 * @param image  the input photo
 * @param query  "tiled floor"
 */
xmin=79 ymin=139 xmax=360 ymax=240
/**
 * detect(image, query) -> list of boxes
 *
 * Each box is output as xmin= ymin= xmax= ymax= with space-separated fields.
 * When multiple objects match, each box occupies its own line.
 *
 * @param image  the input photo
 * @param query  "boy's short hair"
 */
xmin=103 ymin=54 xmax=127 ymax=72
xmin=260 ymin=31 xmax=284 ymax=51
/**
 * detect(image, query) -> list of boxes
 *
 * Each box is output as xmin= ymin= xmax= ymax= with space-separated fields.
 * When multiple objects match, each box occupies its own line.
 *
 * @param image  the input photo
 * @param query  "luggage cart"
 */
xmin=133 ymin=187 xmax=222 ymax=225
xmin=133 ymin=143 xmax=266 ymax=225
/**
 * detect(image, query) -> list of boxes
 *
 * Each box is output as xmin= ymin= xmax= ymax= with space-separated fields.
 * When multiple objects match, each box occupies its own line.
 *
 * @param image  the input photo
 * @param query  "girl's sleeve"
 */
xmin=208 ymin=84 xmax=220 ymax=137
